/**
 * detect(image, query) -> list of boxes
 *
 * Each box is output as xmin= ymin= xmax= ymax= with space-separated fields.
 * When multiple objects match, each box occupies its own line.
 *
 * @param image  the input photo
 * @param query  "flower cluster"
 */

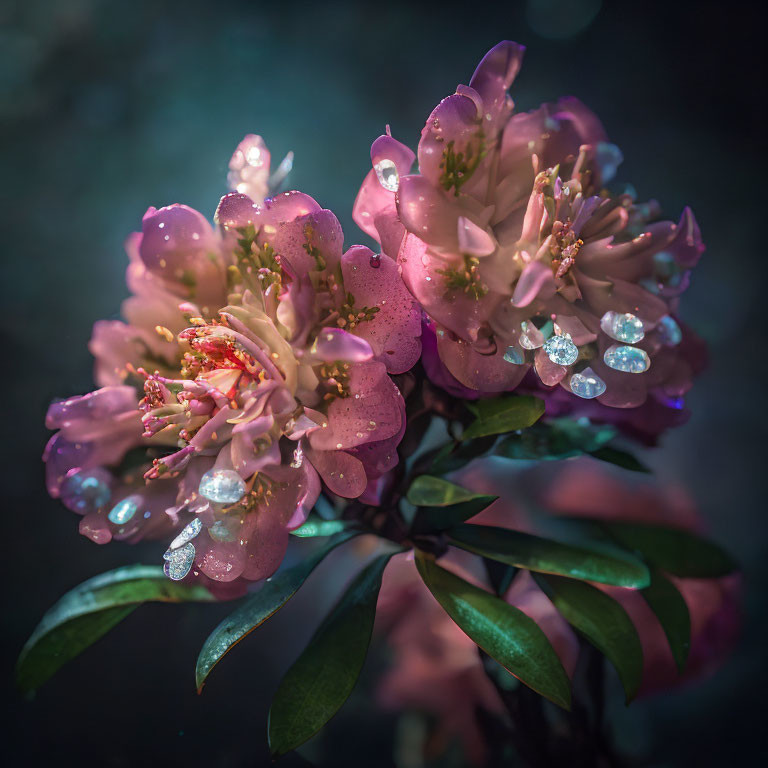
xmin=45 ymin=134 xmax=420 ymax=587
xmin=28 ymin=40 xmax=738 ymax=766
xmin=355 ymin=42 xmax=705 ymax=440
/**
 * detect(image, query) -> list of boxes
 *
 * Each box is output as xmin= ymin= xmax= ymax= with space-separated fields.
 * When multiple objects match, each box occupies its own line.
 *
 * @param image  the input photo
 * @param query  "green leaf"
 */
xmin=642 ymin=569 xmax=690 ymax=673
xmin=588 ymin=446 xmax=650 ymax=473
xmin=429 ymin=435 xmax=498 ymax=475
xmin=290 ymin=515 xmax=351 ymax=538
xmin=411 ymin=495 xmax=498 ymax=536
xmin=602 ymin=521 xmax=737 ymax=578
xmin=415 ymin=552 xmax=571 ymax=710
xmin=196 ymin=532 xmax=357 ymax=691
xmin=496 ymin=418 xmax=616 ymax=461
xmin=537 ymin=575 xmax=643 ymax=702
xmin=462 ymin=395 xmax=545 ymax=440
xmin=448 ymin=524 xmax=650 ymax=588
xmin=268 ymin=551 xmax=395 ymax=757
xmin=18 ymin=565 xmax=215 ymax=694
xmin=406 ymin=475 xmax=483 ymax=507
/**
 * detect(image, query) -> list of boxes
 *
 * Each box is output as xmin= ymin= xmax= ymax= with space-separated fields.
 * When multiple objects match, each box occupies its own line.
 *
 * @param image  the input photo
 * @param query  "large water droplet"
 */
xmin=61 ymin=469 xmax=112 ymax=514
xmin=543 ymin=334 xmax=579 ymax=366
xmin=600 ymin=311 xmax=644 ymax=343
xmin=209 ymin=519 xmax=236 ymax=542
xmin=369 ymin=253 xmax=381 ymax=269
xmin=519 ymin=320 xmax=546 ymax=350
xmin=198 ymin=469 xmax=247 ymax=504
xmin=569 ymin=368 xmax=607 ymax=399
xmin=163 ymin=542 xmax=196 ymax=581
xmin=657 ymin=315 xmax=682 ymax=346
xmin=604 ymin=344 xmax=650 ymax=373
xmin=169 ymin=517 xmax=202 ymax=550
xmin=503 ymin=346 xmax=525 ymax=364
xmin=108 ymin=495 xmax=140 ymax=525
xmin=374 ymin=159 xmax=399 ymax=192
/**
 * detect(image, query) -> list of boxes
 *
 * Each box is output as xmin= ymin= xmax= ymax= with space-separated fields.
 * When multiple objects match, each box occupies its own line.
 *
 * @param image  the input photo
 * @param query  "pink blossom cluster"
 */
xmin=45 ymin=135 xmax=420 ymax=589
xmin=44 ymin=42 xmax=707 ymax=594
xmin=355 ymin=42 xmax=705 ymax=440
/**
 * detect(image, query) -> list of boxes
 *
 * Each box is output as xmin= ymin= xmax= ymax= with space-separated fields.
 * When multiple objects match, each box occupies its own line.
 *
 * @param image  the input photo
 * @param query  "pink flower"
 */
xmin=355 ymin=42 xmax=704 ymax=431
xmin=44 ymin=137 xmax=421 ymax=587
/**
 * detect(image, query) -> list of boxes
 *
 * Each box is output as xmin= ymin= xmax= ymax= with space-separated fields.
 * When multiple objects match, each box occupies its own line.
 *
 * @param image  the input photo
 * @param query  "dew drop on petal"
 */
xmin=600 ymin=311 xmax=645 ymax=343
xmin=657 ymin=314 xmax=682 ymax=346
xmin=503 ymin=346 xmax=525 ymax=364
xmin=543 ymin=334 xmax=579 ymax=366
xmin=198 ymin=469 xmax=246 ymax=504
xmin=108 ymin=495 xmax=140 ymax=525
xmin=61 ymin=468 xmax=112 ymax=514
xmin=169 ymin=517 xmax=202 ymax=550
xmin=374 ymin=159 xmax=399 ymax=192
xmin=163 ymin=542 xmax=196 ymax=581
xmin=369 ymin=253 xmax=381 ymax=269
xmin=519 ymin=320 xmax=545 ymax=350
xmin=569 ymin=368 xmax=607 ymax=399
xmin=603 ymin=344 xmax=650 ymax=373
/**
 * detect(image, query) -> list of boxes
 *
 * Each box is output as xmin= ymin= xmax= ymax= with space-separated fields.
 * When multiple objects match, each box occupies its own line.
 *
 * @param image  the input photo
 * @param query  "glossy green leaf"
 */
xmin=196 ymin=532 xmax=357 ymax=691
xmin=411 ymin=495 xmax=498 ymax=535
xmin=290 ymin=515 xmax=351 ymax=538
xmin=603 ymin=521 xmax=737 ymax=577
xmin=406 ymin=475 xmax=482 ymax=507
xmin=538 ymin=575 xmax=643 ymax=702
xmin=496 ymin=418 xmax=616 ymax=461
xmin=18 ymin=565 xmax=215 ymax=694
xmin=642 ymin=569 xmax=690 ymax=673
xmin=268 ymin=552 xmax=395 ymax=757
xmin=429 ymin=435 xmax=498 ymax=475
xmin=415 ymin=553 xmax=571 ymax=710
xmin=462 ymin=395 xmax=545 ymax=440
xmin=448 ymin=524 xmax=650 ymax=588
xmin=588 ymin=446 xmax=650 ymax=473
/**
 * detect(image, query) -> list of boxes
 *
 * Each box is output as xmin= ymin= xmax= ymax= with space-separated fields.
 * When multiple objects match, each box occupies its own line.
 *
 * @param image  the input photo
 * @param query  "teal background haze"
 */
xmin=1 ymin=0 xmax=765 ymax=765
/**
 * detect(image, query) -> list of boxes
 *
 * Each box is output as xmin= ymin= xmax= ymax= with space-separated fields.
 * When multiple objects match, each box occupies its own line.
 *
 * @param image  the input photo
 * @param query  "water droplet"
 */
xmin=108 ymin=495 xmax=140 ymax=525
xmin=369 ymin=253 xmax=381 ymax=269
xmin=503 ymin=346 xmax=525 ymax=364
xmin=543 ymin=334 xmax=579 ymax=366
xmin=169 ymin=517 xmax=203 ymax=551
xmin=600 ymin=311 xmax=645 ymax=343
xmin=209 ymin=520 xmax=235 ymax=542
xmin=61 ymin=469 xmax=112 ymax=514
xmin=657 ymin=315 xmax=682 ymax=346
xmin=163 ymin=542 xmax=195 ymax=581
xmin=290 ymin=445 xmax=304 ymax=469
xmin=519 ymin=320 xmax=545 ymax=349
xmin=604 ymin=344 xmax=650 ymax=373
xmin=198 ymin=469 xmax=246 ymax=504
xmin=374 ymin=159 xmax=399 ymax=192
xmin=569 ymin=368 xmax=607 ymax=399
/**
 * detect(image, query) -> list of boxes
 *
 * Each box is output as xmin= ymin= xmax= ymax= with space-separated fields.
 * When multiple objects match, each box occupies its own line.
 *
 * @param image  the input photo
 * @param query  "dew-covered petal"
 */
xmin=308 ymin=361 xmax=403 ymax=450
xmin=215 ymin=191 xmax=260 ymax=230
xmin=438 ymin=332 xmax=529 ymax=393
xmin=418 ymin=92 xmax=485 ymax=189
xmin=341 ymin=245 xmax=422 ymax=373
xmin=306 ymin=447 xmax=367 ymax=498
xmin=468 ymin=40 xmax=525 ymax=127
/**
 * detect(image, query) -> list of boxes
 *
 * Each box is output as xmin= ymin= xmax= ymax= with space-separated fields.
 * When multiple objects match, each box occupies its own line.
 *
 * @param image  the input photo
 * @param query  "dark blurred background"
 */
xmin=1 ymin=0 xmax=765 ymax=765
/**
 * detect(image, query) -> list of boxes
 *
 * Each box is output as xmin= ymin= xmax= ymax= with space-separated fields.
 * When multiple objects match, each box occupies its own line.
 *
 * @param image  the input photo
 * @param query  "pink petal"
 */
xmin=312 ymin=327 xmax=374 ymax=363
xmin=341 ymin=245 xmax=422 ymax=373
xmin=306 ymin=447 xmax=367 ymax=498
